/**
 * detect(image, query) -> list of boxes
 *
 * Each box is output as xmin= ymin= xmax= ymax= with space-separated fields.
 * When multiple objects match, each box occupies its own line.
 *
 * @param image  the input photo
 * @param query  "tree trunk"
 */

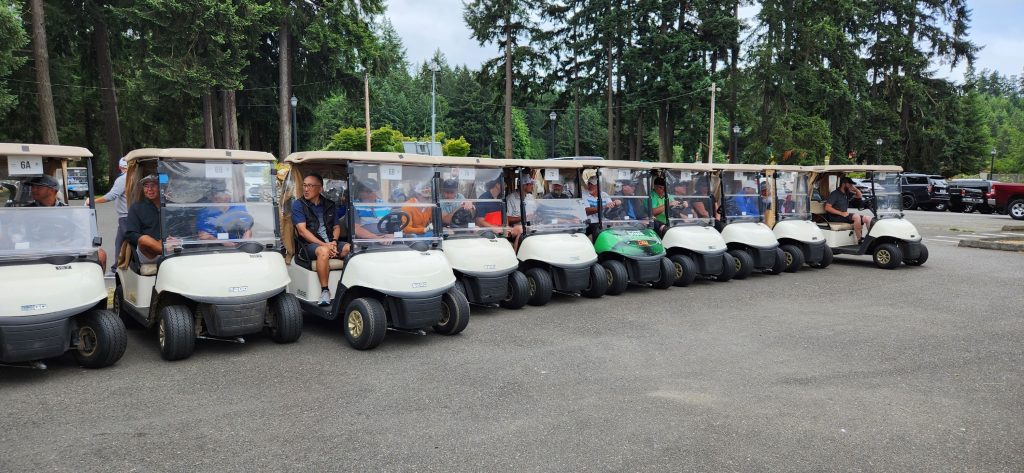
xmin=222 ymin=89 xmax=238 ymax=149
xmin=278 ymin=20 xmax=292 ymax=157
xmin=29 ymin=0 xmax=58 ymax=144
xmin=503 ymin=22 xmax=513 ymax=158
xmin=728 ymin=0 xmax=739 ymax=163
xmin=202 ymin=91 xmax=215 ymax=148
xmin=94 ymin=17 xmax=122 ymax=182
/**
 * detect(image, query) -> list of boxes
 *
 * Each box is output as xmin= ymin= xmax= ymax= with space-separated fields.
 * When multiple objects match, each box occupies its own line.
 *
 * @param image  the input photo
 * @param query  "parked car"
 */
xmin=948 ymin=186 xmax=985 ymax=213
xmin=926 ymin=175 xmax=950 ymax=211
xmin=948 ymin=179 xmax=998 ymax=213
xmin=900 ymin=173 xmax=949 ymax=211
xmin=987 ymin=182 xmax=1024 ymax=220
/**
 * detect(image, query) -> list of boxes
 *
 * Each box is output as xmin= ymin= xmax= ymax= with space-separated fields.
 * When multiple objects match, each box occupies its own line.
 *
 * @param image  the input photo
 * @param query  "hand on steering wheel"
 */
xmin=377 ymin=211 xmax=412 ymax=234
xmin=602 ymin=204 xmax=627 ymax=220
xmin=450 ymin=207 xmax=475 ymax=228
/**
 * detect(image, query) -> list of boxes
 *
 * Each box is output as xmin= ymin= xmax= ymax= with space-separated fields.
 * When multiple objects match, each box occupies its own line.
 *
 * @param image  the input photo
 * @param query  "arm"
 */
xmin=88 ymin=175 xmax=124 ymax=205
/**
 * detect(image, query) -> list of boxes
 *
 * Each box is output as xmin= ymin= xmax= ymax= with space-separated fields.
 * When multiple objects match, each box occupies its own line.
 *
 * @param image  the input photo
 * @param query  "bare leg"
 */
xmin=314 ymin=245 xmax=331 ymax=287
xmin=97 ymin=248 xmax=107 ymax=270
xmin=852 ymin=216 xmax=863 ymax=241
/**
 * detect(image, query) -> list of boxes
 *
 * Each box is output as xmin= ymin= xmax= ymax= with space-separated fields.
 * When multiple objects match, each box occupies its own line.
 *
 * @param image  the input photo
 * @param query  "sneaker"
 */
xmin=318 ymin=289 xmax=331 ymax=306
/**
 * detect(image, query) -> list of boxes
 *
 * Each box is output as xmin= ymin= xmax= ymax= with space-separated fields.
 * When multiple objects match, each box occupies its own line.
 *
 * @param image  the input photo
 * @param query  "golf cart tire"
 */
xmin=780 ymin=244 xmax=804 ymax=273
xmin=73 ymin=310 xmax=128 ymax=369
xmin=268 ymin=293 xmax=303 ymax=344
xmin=651 ymin=257 xmax=676 ymax=290
xmin=727 ymin=250 xmax=754 ymax=280
xmin=434 ymin=289 xmax=470 ymax=335
xmin=343 ymin=298 xmax=387 ymax=350
xmin=601 ymin=260 xmax=629 ymax=296
xmin=669 ymin=254 xmax=698 ymax=287
xmin=812 ymin=245 xmax=834 ymax=269
xmin=715 ymin=253 xmax=736 ymax=282
xmin=904 ymin=244 xmax=929 ymax=266
xmin=765 ymin=247 xmax=787 ymax=275
xmin=159 ymin=305 xmax=195 ymax=361
xmin=872 ymin=243 xmax=903 ymax=270
xmin=1009 ymin=198 xmax=1024 ymax=220
xmin=580 ymin=263 xmax=609 ymax=299
xmin=524 ymin=267 xmax=554 ymax=306
xmin=499 ymin=270 xmax=530 ymax=310
xmin=902 ymin=194 xmax=916 ymax=210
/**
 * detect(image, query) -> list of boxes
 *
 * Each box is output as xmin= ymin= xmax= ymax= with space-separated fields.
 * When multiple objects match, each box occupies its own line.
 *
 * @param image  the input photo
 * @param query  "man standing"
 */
xmin=87 ymin=158 xmax=127 ymax=273
xmin=291 ymin=173 xmax=346 ymax=306
xmin=825 ymin=176 xmax=872 ymax=242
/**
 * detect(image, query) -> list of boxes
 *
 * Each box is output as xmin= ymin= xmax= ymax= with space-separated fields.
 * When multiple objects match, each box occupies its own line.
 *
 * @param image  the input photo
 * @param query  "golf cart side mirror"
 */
xmin=93 ymin=236 xmax=102 ymax=247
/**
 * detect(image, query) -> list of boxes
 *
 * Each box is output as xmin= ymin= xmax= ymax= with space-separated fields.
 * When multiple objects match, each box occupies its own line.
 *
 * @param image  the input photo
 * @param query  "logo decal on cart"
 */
xmin=21 ymin=304 xmax=46 ymax=312
xmin=297 ymin=289 xmax=307 ymax=298
xmin=54 ymin=265 xmax=71 ymax=270
xmin=411 ymin=282 xmax=427 ymax=288
xmin=229 ymin=286 xmax=249 ymax=293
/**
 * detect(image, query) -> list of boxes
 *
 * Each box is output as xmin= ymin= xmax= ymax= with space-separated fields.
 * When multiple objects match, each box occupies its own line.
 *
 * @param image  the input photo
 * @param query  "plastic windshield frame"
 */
xmin=347 ymin=161 xmax=442 ymax=251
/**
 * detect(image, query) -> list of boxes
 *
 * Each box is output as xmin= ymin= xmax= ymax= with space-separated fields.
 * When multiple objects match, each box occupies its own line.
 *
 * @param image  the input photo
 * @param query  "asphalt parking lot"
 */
xmin=2 ymin=206 xmax=1022 ymax=471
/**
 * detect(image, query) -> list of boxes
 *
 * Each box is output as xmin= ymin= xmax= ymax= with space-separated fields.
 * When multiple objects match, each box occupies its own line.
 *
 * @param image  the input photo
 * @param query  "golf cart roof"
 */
xmin=579 ymin=160 xmax=658 ymax=170
xmin=653 ymin=162 xmax=716 ymax=172
xmin=434 ymin=155 xmax=506 ymax=168
xmin=499 ymin=158 xmax=589 ymax=169
xmin=765 ymin=165 xmax=809 ymax=172
xmin=124 ymin=148 xmax=275 ymax=162
xmin=0 ymin=143 xmax=92 ymax=159
xmin=709 ymin=163 xmax=769 ymax=172
xmin=286 ymin=150 xmax=438 ymax=166
xmin=810 ymin=165 xmax=903 ymax=173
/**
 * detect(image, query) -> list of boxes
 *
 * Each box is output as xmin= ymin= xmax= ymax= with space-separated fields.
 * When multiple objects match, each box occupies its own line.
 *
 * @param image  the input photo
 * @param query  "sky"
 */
xmin=385 ymin=0 xmax=1024 ymax=81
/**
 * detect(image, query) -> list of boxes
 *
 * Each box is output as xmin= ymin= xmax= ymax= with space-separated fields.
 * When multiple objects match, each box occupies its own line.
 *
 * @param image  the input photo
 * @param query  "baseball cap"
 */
xmin=587 ymin=176 xmax=598 ymax=185
xmin=140 ymin=174 xmax=159 ymax=184
xmin=28 ymin=175 xmax=59 ymax=189
xmin=521 ymin=176 xmax=535 ymax=185
xmin=442 ymin=179 xmax=458 ymax=191
xmin=118 ymin=157 xmax=127 ymax=168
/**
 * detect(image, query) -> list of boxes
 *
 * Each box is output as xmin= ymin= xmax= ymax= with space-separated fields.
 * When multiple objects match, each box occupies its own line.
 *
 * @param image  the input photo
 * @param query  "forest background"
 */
xmin=1 ymin=0 xmax=1021 ymax=187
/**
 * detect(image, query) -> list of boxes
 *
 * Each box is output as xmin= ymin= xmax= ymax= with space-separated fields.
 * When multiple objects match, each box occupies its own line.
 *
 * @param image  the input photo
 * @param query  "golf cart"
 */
xmin=809 ymin=165 xmax=928 ymax=269
xmin=764 ymin=165 xmax=831 ymax=271
xmin=436 ymin=156 xmax=528 ymax=309
xmin=281 ymin=151 xmax=468 ymax=350
xmin=0 ymin=143 xmax=126 ymax=369
xmin=114 ymin=148 xmax=302 ymax=361
xmin=711 ymin=164 xmax=786 ymax=278
xmin=655 ymin=162 xmax=736 ymax=285
xmin=582 ymin=161 xmax=675 ymax=294
xmin=503 ymin=159 xmax=608 ymax=305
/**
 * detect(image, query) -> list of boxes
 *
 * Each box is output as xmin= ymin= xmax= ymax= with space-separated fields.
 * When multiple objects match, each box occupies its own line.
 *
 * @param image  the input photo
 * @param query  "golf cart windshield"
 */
xmin=530 ymin=167 xmax=587 ymax=233
xmin=664 ymin=170 xmax=715 ymax=227
xmin=350 ymin=162 xmax=440 ymax=249
xmin=871 ymin=172 xmax=903 ymax=218
xmin=773 ymin=171 xmax=810 ymax=221
xmin=436 ymin=165 xmax=507 ymax=236
xmin=157 ymin=160 xmax=278 ymax=255
xmin=720 ymin=170 xmax=764 ymax=223
xmin=598 ymin=167 xmax=651 ymax=228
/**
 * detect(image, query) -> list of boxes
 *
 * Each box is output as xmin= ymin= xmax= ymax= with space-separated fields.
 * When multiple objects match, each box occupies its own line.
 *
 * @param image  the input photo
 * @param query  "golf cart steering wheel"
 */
xmin=602 ymin=203 xmax=627 ymax=220
xmin=450 ymin=207 xmax=475 ymax=228
xmin=377 ymin=211 xmax=411 ymax=234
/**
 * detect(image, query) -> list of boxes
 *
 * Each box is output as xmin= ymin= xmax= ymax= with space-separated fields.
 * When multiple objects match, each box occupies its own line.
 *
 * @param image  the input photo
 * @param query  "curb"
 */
xmin=1001 ymin=225 xmax=1024 ymax=232
xmin=959 ymin=235 xmax=1024 ymax=252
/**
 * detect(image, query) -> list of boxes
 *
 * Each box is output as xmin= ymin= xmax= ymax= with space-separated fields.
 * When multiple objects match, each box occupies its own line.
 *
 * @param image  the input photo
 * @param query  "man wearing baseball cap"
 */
xmin=87 ymin=157 xmax=128 ymax=273
xmin=825 ymin=176 xmax=872 ymax=242
xmin=125 ymin=173 xmax=177 ymax=265
xmin=28 ymin=175 xmax=108 ymax=269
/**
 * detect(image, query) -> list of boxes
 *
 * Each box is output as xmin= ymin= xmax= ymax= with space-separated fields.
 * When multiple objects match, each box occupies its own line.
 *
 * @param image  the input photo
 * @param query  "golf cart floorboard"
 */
xmin=832 ymin=245 xmax=863 ymax=255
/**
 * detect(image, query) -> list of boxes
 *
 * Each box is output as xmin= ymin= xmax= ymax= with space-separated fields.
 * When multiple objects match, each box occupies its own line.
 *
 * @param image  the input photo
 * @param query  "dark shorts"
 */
xmin=304 ymin=243 xmax=322 ymax=258
xmin=825 ymin=214 xmax=853 ymax=223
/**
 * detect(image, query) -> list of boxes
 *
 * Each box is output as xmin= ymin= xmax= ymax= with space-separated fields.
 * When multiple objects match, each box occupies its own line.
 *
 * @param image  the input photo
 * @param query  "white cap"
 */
xmin=521 ymin=176 xmax=535 ymax=185
xmin=118 ymin=158 xmax=127 ymax=168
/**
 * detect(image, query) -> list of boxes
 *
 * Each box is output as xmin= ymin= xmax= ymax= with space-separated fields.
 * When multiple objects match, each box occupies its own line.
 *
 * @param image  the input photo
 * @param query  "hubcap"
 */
xmin=158 ymin=318 xmax=166 ymax=348
xmin=605 ymin=267 xmax=613 ymax=285
xmin=347 ymin=310 xmax=364 ymax=339
xmin=1011 ymin=202 xmax=1024 ymax=217
xmin=674 ymin=262 xmax=683 ymax=279
xmin=734 ymin=258 xmax=742 ymax=271
xmin=528 ymin=278 xmax=536 ymax=296
xmin=785 ymin=252 xmax=793 ymax=265
xmin=877 ymin=250 xmax=891 ymax=264
xmin=78 ymin=326 xmax=98 ymax=356
xmin=438 ymin=303 xmax=450 ymax=326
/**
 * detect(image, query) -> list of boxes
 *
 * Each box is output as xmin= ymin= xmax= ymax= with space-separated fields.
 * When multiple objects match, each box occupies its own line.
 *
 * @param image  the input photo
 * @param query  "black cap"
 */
xmin=652 ymin=177 xmax=666 ymax=187
xmin=358 ymin=178 xmax=379 ymax=192
xmin=442 ymin=179 xmax=458 ymax=191
xmin=28 ymin=175 xmax=60 ymax=189
xmin=840 ymin=176 xmax=855 ymax=185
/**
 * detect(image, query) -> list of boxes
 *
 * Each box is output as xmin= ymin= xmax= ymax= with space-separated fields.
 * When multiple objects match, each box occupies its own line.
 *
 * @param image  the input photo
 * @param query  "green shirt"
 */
xmin=650 ymin=192 xmax=666 ymax=224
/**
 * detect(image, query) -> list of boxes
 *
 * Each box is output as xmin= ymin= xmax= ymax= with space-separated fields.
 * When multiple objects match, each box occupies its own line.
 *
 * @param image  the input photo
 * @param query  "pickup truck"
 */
xmin=948 ymin=186 xmax=985 ymax=213
xmin=987 ymin=182 xmax=1024 ymax=220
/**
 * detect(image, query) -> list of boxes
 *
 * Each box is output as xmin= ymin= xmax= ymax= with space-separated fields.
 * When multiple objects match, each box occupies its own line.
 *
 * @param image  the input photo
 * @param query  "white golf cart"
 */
xmin=114 ymin=149 xmax=302 ymax=361
xmin=809 ymin=165 xmax=928 ymax=269
xmin=436 ymin=156 xmax=528 ymax=309
xmin=764 ymin=165 xmax=832 ymax=271
xmin=711 ymin=164 xmax=786 ymax=278
xmin=280 ymin=151 xmax=469 ymax=350
xmin=0 ymin=143 xmax=126 ymax=369
xmin=502 ymin=159 xmax=607 ymax=305
xmin=656 ymin=162 xmax=736 ymax=285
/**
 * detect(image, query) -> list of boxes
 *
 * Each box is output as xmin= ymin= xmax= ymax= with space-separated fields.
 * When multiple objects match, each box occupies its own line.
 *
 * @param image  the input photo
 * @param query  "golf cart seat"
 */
xmin=293 ymin=243 xmax=345 ymax=271
xmin=810 ymin=200 xmax=826 ymax=215
xmin=825 ymin=222 xmax=853 ymax=231
xmin=139 ymin=264 xmax=158 ymax=276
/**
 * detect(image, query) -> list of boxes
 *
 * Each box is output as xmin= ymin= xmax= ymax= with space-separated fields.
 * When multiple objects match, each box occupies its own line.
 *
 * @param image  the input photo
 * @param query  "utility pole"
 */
xmin=707 ymin=83 xmax=718 ymax=164
xmin=430 ymin=61 xmax=439 ymax=153
xmin=364 ymin=71 xmax=371 ymax=152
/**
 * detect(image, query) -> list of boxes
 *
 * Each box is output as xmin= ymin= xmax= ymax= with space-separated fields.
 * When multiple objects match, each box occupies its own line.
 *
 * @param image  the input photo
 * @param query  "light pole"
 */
xmin=549 ymin=111 xmax=557 ymax=159
xmin=990 ymin=148 xmax=997 ymax=180
xmin=731 ymin=125 xmax=741 ymax=163
xmin=430 ymin=61 xmax=439 ymax=152
xmin=290 ymin=95 xmax=298 ymax=152
xmin=875 ymin=138 xmax=883 ymax=165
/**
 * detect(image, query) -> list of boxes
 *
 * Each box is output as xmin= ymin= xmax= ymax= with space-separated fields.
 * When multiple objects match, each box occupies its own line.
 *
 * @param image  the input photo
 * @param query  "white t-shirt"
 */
xmin=585 ymin=191 xmax=611 ymax=223
xmin=506 ymin=191 xmax=536 ymax=218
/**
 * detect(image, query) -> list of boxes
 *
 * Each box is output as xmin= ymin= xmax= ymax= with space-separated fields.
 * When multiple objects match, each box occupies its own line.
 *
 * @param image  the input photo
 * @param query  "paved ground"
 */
xmin=2 ymin=207 xmax=1022 ymax=471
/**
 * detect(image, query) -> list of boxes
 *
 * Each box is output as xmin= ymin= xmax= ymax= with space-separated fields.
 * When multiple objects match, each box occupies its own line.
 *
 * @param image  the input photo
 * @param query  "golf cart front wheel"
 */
xmin=158 ymin=305 xmax=195 ymax=361
xmin=810 ymin=245 xmax=833 ymax=269
xmin=499 ymin=270 xmax=530 ymax=310
xmin=669 ymin=254 xmax=698 ymax=287
xmin=343 ymin=298 xmax=387 ymax=350
xmin=903 ymin=244 xmax=929 ymax=266
xmin=580 ymin=263 xmax=609 ymax=298
xmin=73 ymin=310 xmax=127 ymax=369
xmin=779 ymin=244 xmax=805 ymax=273
xmin=765 ymin=247 xmax=787 ymax=275
xmin=902 ymin=194 xmax=916 ymax=210
xmin=650 ymin=257 xmax=676 ymax=290
xmin=872 ymin=243 xmax=903 ymax=269
xmin=727 ymin=250 xmax=754 ymax=280
xmin=434 ymin=289 xmax=470 ymax=335
xmin=267 ymin=293 xmax=303 ymax=343
xmin=524 ymin=267 xmax=553 ymax=306
xmin=715 ymin=253 xmax=736 ymax=282
xmin=600 ymin=260 xmax=629 ymax=296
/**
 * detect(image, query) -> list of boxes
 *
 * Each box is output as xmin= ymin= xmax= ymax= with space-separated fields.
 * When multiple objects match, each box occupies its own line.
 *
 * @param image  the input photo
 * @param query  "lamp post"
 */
xmin=731 ymin=125 xmax=741 ymax=163
xmin=429 ymin=61 xmax=439 ymax=153
xmin=875 ymin=138 xmax=883 ymax=165
xmin=549 ymin=111 xmax=557 ymax=159
xmin=990 ymin=148 xmax=997 ymax=180
xmin=290 ymin=95 xmax=298 ymax=152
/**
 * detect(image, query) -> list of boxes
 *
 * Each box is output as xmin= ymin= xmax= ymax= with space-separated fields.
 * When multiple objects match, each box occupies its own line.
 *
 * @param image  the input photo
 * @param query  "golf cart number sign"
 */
xmin=617 ymin=169 xmax=631 ymax=180
xmin=206 ymin=161 xmax=232 ymax=178
xmin=544 ymin=168 xmax=559 ymax=181
xmin=456 ymin=167 xmax=475 ymax=181
xmin=7 ymin=156 xmax=43 ymax=175
xmin=380 ymin=164 xmax=402 ymax=180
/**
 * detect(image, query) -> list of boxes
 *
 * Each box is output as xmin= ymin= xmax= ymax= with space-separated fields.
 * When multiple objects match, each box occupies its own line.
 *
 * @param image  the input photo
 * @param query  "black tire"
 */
xmin=434 ymin=289 xmax=471 ymax=335
xmin=343 ymin=297 xmax=387 ymax=350
xmin=728 ymin=249 xmax=754 ymax=280
xmin=113 ymin=282 xmax=137 ymax=329
xmin=978 ymin=205 xmax=994 ymax=214
xmin=1009 ymin=198 xmax=1024 ymax=220
xmin=960 ymin=203 xmax=974 ymax=213
xmin=902 ymin=194 xmax=916 ymax=210
xmin=601 ymin=260 xmax=629 ymax=296
xmin=904 ymin=244 xmax=929 ymax=266
xmin=651 ymin=257 xmax=675 ymax=290
xmin=872 ymin=243 xmax=903 ymax=270
xmin=669 ymin=254 xmax=698 ymax=287
xmin=499 ymin=270 xmax=530 ymax=310
xmin=524 ymin=267 xmax=554 ymax=306
xmin=73 ymin=309 xmax=127 ymax=369
xmin=580 ymin=263 xmax=609 ymax=298
xmin=765 ymin=247 xmax=787 ymax=275
xmin=811 ymin=245 xmax=834 ymax=269
xmin=267 ymin=293 xmax=303 ymax=343
xmin=779 ymin=244 xmax=805 ymax=273
xmin=932 ymin=202 xmax=947 ymax=212
xmin=158 ymin=305 xmax=195 ymax=361
xmin=715 ymin=253 xmax=736 ymax=282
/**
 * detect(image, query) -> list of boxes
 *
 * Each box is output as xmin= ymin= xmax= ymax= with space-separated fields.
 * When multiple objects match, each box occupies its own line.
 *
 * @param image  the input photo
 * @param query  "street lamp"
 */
xmin=290 ymin=95 xmax=298 ymax=152
xmin=429 ymin=61 xmax=440 ymax=151
xmin=731 ymin=125 xmax=741 ymax=163
xmin=990 ymin=148 xmax=997 ymax=180
xmin=549 ymin=111 xmax=557 ymax=159
xmin=875 ymin=138 xmax=883 ymax=165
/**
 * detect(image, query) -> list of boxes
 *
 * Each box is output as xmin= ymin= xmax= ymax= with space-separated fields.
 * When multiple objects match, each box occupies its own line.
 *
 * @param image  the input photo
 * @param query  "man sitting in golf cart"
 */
xmin=292 ymin=173 xmax=351 ymax=306
xmin=584 ymin=175 xmax=619 ymax=236
xmin=125 ymin=174 xmax=180 ymax=264
xmin=506 ymin=174 xmax=536 ymax=241
xmin=613 ymin=178 xmax=649 ymax=220
xmin=401 ymin=181 xmax=435 ymax=236
xmin=25 ymin=175 xmax=108 ymax=269
xmin=196 ymin=190 xmax=254 ymax=241
xmin=475 ymin=177 xmax=505 ymax=230
xmin=666 ymin=180 xmax=696 ymax=220
xmin=440 ymin=179 xmax=471 ymax=227
xmin=542 ymin=180 xmax=571 ymax=199
xmin=824 ymin=176 xmax=872 ymax=242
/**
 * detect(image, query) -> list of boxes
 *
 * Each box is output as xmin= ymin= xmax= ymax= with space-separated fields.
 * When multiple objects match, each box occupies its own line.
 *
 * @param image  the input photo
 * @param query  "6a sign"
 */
xmin=7 ymin=156 xmax=43 ymax=176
